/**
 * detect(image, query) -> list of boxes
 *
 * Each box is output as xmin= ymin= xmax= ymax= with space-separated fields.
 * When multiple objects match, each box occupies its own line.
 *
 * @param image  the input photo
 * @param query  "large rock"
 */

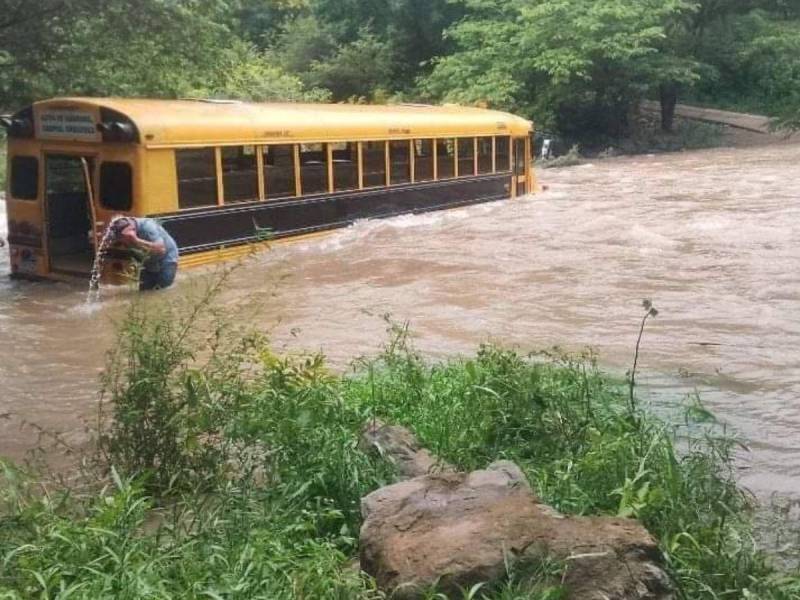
xmin=359 ymin=460 xmax=672 ymax=599
xmin=359 ymin=419 xmax=453 ymax=480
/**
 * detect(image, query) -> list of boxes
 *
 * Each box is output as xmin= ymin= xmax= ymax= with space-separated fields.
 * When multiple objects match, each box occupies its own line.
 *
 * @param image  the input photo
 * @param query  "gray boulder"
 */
xmin=359 ymin=460 xmax=672 ymax=599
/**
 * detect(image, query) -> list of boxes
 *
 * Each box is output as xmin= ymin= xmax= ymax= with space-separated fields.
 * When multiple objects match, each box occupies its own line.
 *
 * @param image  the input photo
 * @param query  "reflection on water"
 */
xmin=1 ymin=142 xmax=800 ymax=498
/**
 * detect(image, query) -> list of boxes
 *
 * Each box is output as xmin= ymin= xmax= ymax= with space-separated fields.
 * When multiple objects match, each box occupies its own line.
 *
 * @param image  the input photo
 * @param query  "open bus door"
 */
xmin=43 ymin=154 xmax=98 ymax=276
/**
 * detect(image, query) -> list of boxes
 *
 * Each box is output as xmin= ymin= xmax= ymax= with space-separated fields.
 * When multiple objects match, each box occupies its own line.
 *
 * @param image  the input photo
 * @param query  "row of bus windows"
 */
xmin=9 ymin=156 xmax=134 ymax=211
xmin=176 ymin=137 xmax=513 ymax=210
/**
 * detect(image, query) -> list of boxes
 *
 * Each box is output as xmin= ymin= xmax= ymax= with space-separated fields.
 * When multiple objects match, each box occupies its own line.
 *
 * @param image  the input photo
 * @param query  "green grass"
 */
xmin=1 ymin=285 xmax=799 ymax=599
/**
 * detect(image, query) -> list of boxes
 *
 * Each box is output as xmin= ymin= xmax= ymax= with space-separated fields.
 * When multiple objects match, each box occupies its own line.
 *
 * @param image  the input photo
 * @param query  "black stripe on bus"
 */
xmin=153 ymin=173 xmax=511 ymax=255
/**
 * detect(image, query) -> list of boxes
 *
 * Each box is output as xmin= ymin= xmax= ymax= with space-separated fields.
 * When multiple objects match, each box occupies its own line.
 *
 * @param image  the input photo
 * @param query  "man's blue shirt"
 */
xmin=135 ymin=218 xmax=179 ymax=272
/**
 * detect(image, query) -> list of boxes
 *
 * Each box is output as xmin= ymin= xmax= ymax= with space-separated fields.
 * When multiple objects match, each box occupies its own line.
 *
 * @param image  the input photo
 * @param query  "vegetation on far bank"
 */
xmin=1 ymin=282 xmax=799 ymax=598
xmin=2 ymin=1 xmax=799 ymax=148
xmin=0 ymin=140 xmax=6 ymax=193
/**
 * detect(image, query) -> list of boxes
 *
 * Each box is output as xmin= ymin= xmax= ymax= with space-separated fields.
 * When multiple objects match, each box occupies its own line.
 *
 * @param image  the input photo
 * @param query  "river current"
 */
xmin=1 ymin=143 xmax=799 ymax=500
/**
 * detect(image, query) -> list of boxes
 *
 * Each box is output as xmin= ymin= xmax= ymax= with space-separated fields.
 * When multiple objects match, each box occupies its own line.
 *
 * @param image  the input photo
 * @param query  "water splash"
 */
xmin=86 ymin=217 xmax=123 ymax=304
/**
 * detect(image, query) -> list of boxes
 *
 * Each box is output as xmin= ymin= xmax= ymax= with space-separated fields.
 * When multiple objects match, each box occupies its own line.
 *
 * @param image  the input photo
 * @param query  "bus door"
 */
xmin=44 ymin=154 xmax=97 ymax=275
xmin=513 ymin=137 xmax=527 ymax=197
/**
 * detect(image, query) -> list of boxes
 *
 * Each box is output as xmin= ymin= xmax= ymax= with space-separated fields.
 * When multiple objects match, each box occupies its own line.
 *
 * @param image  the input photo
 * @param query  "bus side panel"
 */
xmin=141 ymin=149 xmax=178 ymax=215
xmin=5 ymin=139 xmax=47 ymax=277
xmin=157 ymin=173 xmax=509 ymax=255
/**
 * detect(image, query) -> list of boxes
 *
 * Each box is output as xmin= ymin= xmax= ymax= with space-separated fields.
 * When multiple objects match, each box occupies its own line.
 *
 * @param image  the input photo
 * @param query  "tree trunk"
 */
xmin=659 ymin=83 xmax=678 ymax=132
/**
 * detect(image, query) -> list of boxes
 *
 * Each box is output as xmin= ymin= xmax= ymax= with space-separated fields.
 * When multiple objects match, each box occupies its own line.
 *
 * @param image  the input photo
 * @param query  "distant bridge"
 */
xmin=640 ymin=100 xmax=772 ymax=133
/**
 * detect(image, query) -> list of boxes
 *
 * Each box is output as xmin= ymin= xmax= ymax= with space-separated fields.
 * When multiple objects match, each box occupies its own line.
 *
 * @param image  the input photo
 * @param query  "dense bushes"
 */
xmin=3 ymin=1 xmax=799 ymax=143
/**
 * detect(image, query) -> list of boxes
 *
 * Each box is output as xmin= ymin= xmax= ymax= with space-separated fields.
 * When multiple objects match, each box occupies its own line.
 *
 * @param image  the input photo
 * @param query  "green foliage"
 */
xmin=99 ymin=279 xmax=254 ymax=494
xmin=422 ymin=0 xmax=699 ymax=139
xmin=736 ymin=16 xmax=800 ymax=115
xmin=227 ymin=0 xmax=309 ymax=47
xmin=306 ymin=31 xmax=396 ymax=101
xmin=689 ymin=8 xmax=800 ymax=118
xmin=0 ymin=0 xmax=325 ymax=109
xmin=0 ymin=463 xmax=374 ymax=598
xmin=269 ymin=14 xmax=340 ymax=77
xmin=3 ymin=0 xmax=798 ymax=146
xmin=419 ymin=0 xmax=541 ymax=118
xmin=193 ymin=40 xmax=332 ymax=102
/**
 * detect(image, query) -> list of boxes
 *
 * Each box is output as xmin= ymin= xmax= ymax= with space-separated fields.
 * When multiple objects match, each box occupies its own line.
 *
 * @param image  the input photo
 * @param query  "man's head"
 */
xmin=110 ymin=216 xmax=136 ymax=240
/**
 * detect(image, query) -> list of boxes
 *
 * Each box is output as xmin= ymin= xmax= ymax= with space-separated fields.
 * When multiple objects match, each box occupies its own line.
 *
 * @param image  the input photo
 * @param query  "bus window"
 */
xmin=300 ymin=143 xmax=328 ymax=195
xmin=457 ymin=138 xmax=475 ymax=177
xmin=436 ymin=139 xmax=455 ymax=179
xmin=389 ymin=140 xmax=411 ymax=185
xmin=477 ymin=137 xmax=493 ymax=174
xmin=496 ymin=137 xmax=510 ymax=171
xmin=332 ymin=142 xmax=358 ymax=192
xmin=363 ymin=141 xmax=387 ymax=188
xmin=263 ymin=144 xmax=296 ymax=198
xmin=176 ymin=148 xmax=218 ymax=209
xmin=10 ymin=156 xmax=38 ymax=200
xmin=414 ymin=140 xmax=434 ymax=182
xmin=100 ymin=162 xmax=132 ymax=210
xmin=221 ymin=146 xmax=258 ymax=203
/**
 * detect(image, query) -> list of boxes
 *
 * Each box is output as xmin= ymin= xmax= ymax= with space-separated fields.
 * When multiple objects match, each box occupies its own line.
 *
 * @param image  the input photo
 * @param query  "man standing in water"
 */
xmin=111 ymin=216 xmax=179 ymax=290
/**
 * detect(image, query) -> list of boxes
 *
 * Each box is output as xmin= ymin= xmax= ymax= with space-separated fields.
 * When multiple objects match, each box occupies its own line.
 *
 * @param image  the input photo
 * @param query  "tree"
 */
xmin=299 ymin=0 xmax=463 ymax=93
xmin=0 ymin=0 xmax=101 ymax=109
xmin=0 ymin=0 xmax=325 ymax=109
xmin=306 ymin=31 xmax=395 ymax=100
xmin=189 ymin=41 xmax=331 ymax=103
xmin=418 ymin=2 xmax=532 ymax=113
xmin=685 ymin=5 xmax=800 ymax=118
xmin=652 ymin=0 xmax=775 ymax=131
xmin=520 ymin=0 xmax=698 ymax=137
xmin=422 ymin=0 xmax=696 ymax=139
xmin=225 ymin=0 xmax=308 ymax=47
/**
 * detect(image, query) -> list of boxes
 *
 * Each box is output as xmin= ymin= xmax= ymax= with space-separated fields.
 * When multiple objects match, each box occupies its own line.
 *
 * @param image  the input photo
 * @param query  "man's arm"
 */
xmin=133 ymin=236 xmax=166 ymax=256
xmin=120 ymin=226 xmax=166 ymax=256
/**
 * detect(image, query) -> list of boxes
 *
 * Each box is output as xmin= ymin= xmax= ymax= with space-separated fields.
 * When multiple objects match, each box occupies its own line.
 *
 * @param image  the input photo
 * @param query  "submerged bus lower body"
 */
xmin=7 ymin=169 xmax=526 ymax=281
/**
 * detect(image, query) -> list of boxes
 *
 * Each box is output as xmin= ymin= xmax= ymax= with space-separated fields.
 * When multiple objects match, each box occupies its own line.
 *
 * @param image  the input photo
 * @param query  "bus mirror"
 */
xmin=97 ymin=121 xmax=136 ymax=142
xmin=113 ymin=122 xmax=134 ymax=136
xmin=6 ymin=117 xmax=33 ymax=138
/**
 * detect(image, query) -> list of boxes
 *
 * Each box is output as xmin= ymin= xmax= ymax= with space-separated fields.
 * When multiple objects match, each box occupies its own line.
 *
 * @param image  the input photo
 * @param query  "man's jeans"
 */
xmin=139 ymin=263 xmax=178 ymax=291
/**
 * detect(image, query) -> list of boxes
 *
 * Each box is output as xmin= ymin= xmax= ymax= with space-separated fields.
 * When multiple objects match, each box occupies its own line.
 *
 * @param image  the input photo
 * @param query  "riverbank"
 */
xmin=541 ymin=106 xmax=797 ymax=168
xmin=1 ymin=293 xmax=799 ymax=598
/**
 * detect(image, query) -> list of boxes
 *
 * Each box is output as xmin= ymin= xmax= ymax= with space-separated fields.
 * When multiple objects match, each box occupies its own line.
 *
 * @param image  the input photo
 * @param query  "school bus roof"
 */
xmin=31 ymin=97 xmax=533 ymax=147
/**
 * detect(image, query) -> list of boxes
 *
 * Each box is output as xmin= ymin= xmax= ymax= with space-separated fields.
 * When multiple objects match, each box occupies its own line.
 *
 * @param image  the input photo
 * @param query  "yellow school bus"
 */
xmin=3 ymin=98 xmax=533 ymax=281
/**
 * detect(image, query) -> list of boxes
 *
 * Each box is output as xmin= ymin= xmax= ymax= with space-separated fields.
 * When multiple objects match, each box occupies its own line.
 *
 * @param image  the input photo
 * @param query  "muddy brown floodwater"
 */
xmin=1 ymin=142 xmax=799 ymax=501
